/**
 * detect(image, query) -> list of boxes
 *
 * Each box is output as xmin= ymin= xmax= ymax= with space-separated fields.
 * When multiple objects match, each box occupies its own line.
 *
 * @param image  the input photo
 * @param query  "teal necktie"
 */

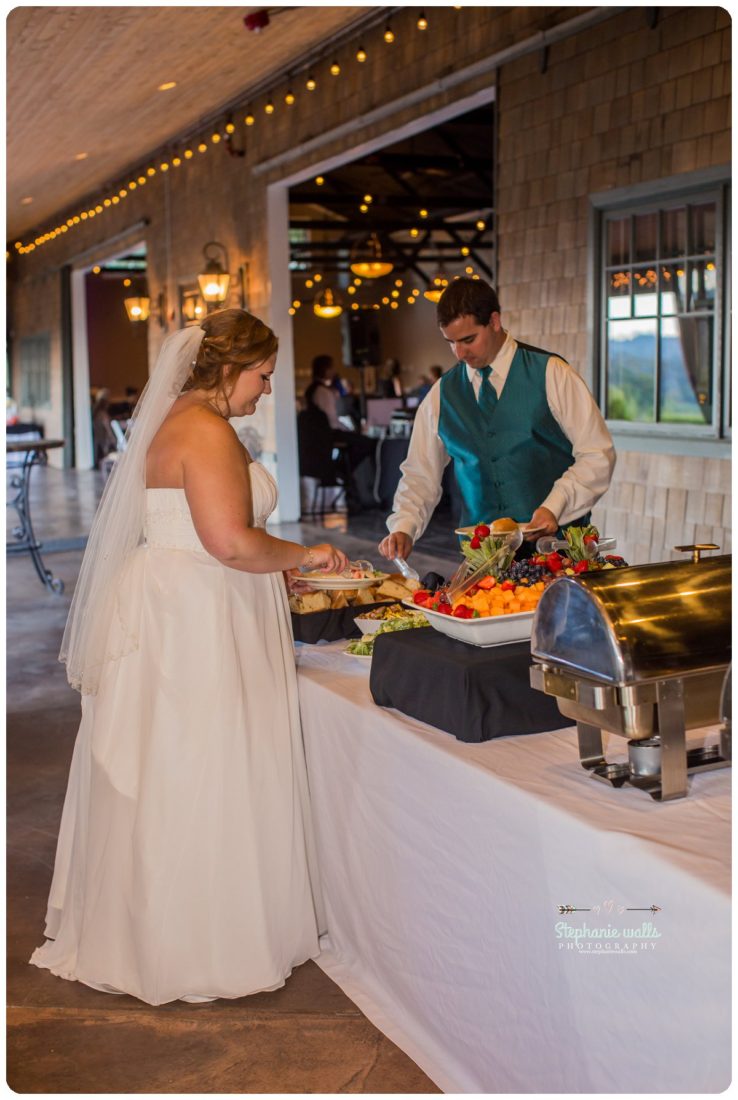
xmin=477 ymin=365 xmax=498 ymax=416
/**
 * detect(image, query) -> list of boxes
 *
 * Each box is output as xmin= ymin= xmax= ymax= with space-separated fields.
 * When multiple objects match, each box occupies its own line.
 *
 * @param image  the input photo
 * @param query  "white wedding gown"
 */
xmin=31 ymin=462 xmax=323 ymax=1005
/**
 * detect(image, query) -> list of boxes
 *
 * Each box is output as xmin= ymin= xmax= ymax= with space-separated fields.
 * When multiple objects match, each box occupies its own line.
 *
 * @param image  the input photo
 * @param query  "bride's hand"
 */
xmin=304 ymin=543 xmax=349 ymax=574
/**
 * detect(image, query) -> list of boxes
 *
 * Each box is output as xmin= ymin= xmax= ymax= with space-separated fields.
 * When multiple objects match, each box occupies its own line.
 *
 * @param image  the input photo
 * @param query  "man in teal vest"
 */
xmin=379 ymin=277 xmax=615 ymax=561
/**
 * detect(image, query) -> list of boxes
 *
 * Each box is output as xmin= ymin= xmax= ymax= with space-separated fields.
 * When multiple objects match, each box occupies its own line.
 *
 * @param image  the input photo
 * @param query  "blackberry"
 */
xmin=508 ymin=560 xmax=547 ymax=584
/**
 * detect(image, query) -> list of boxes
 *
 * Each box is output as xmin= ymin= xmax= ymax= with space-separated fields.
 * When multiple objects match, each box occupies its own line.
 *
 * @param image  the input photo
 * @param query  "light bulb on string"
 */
xmin=147 ymin=166 xmax=156 ymax=176
xmin=285 ymin=89 xmax=296 ymax=106
xmin=245 ymin=112 xmax=255 ymax=126
xmin=198 ymin=142 xmax=207 ymax=153
xmin=211 ymin=133 xmax=221 ymax=144
xmin=305 ymin=75 xmax=316 ymax=91
xmin=225 ymin=121 xmax=235 ymax=134
xmin=356 ymin=45 xmax=367 ymax=62
xmin=264 ymin=101 xmax=275 ymax=115
xmin=417 ymin=10 xmax=428 ymax=30
xmin=330 ymin=60 xmax=340 ymax=75
xmin=183 ymin=151 xmax=193 ymax=160
xmin=476 ymin=219 xmax=486 ymax=231
xmin=384 ymin=24 xmax=395 ymax=43
xmin=315 ymin=176 xmax=325 ymax=186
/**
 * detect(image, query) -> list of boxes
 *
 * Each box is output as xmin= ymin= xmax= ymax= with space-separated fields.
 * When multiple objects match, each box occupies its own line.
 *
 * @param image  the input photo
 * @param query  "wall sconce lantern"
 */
xmin=124 ymin=296 xmax=151 ymax=321
xmin=197 ymin=241 xmax=231 ymax=305
xmin=313 ymin=286 xmax=343 ymax=318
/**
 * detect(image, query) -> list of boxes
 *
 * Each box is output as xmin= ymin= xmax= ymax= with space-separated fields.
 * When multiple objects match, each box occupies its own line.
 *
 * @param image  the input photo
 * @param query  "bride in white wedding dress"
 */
xmin=31 ymin=309 xmax=348 ymax=1005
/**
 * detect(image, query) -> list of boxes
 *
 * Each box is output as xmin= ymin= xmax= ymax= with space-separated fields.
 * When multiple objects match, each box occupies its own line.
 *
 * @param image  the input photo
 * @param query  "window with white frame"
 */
xmin=597 ymin=183 xmax=730 ymax=438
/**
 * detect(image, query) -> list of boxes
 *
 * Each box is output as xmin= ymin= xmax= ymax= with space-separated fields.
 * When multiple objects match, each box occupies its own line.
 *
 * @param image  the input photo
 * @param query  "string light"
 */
xmin=390 ymin=300 xmax=399 ymax=309
xmin=476 ymin=219 xmax=486 ymax=231
xmin=18 ymin=13 xmax=472 ymax=257
xmin=313 ymin=273 xmax=322 ymax=282
xmin=92 ymin=265 xmax=101 ymax=274
xmin=288 ymin=307 xmax=296 ymax=316
xmin=123 ymin=278 xmax=131 ymax=287
xmin=305 ymin=279 xmax=314 ymax=289
xmin=347 ymin=285 xmax=356 ymax=295
xmin=394 ymin=278 xmax=403 ymax=287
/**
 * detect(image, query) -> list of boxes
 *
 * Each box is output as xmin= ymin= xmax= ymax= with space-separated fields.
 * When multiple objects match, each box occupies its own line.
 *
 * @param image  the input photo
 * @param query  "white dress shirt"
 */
xmin=387 ymin=333 xmax=615 ymax=541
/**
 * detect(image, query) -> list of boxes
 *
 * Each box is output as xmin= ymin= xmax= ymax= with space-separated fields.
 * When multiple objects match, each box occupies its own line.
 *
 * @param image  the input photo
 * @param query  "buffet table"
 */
xmin=296 ymin=641 xmax=731 ymax=1093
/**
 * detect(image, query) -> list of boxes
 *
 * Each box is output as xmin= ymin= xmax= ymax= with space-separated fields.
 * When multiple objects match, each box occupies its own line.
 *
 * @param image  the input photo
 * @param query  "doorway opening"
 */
xmin=269 ymin=92 xmax=495 ymax=523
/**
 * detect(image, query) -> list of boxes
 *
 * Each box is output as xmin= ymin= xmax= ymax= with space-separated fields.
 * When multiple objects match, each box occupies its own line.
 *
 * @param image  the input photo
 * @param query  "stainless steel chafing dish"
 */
xmin=529 ymin=547 xmax=731 ymax=800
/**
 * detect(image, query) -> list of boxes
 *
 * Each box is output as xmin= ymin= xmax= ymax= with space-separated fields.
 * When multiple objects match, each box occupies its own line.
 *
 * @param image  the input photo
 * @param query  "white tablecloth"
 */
xmin=296 ymin=642 xmax=731 ymax=1094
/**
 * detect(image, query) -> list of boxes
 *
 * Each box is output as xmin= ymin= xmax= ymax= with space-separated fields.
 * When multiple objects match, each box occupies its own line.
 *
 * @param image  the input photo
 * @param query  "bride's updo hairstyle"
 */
xmin=182 ymin=308 xmax=278 ymax=407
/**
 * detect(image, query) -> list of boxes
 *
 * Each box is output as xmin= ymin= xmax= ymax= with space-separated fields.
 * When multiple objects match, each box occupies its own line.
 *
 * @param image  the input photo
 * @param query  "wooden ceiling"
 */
xmin=7 ymin=6 xmax=367 ymax=239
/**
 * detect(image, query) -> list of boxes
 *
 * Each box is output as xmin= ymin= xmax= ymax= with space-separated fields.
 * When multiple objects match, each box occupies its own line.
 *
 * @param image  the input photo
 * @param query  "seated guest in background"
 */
xmin=305 ymin=355 xmax=342 ymax=428
xmin=411 ymin=365 xmax=444 ymax=401
xmin=381 ymin=358 xmax=405 ymax=402
xmin=304 ymin=355 xmax=375 ymax=508
xmin=379 ymin=276 xmax=615 ymax=562
xmin=91 ymin=389 xmax=117 ymax=467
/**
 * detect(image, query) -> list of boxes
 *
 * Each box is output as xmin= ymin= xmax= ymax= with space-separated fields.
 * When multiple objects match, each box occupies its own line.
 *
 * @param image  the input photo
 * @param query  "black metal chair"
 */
xmin=297 ymin=407 xmax=351 ymax=518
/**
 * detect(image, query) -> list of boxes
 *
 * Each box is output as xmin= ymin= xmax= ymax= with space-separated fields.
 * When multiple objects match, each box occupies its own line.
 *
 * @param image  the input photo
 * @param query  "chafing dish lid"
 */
xmin=530 ymin=556 xmax=731 ymax=684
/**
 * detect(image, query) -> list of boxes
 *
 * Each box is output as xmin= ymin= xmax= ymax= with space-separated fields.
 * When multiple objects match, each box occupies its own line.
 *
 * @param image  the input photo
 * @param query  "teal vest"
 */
xmin=438 ymin=343 xmax=579 ymax=528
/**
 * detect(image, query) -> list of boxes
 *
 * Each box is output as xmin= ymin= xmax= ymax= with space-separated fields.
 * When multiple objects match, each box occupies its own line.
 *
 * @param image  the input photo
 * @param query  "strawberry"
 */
xmin=500 ymin=579 xmax=515 ymax=591
xmin=573 ymin=560 xmax=590 ymax=574
xmin=474 ymin=524 xmax=491 ymax=538
xmin=452 ymin=605 xmax=473 ymax=619
xmin=546 ymin=552 xmax=564 ymax=573
xmin=469 ymin=535 xmax=481 ymax=550
xmin=413 ymin=590 xmax=431 ymax=605
xmin=583 ymin=534 xmax=598 ymax=547
xmin=467 ymin=585 xmax=480 ymax=595
xmin=436 ymin=602 xmax=452 ymax=615
xmin=477 ymin=576 xmax=496 ymax=590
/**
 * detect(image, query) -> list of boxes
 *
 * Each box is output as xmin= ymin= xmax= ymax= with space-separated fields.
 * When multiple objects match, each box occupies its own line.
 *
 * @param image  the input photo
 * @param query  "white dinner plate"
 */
xmin=403 ymin=599 xmax=534 ymax=648
xmin=300 ymin=572 xmax=389 ymax=591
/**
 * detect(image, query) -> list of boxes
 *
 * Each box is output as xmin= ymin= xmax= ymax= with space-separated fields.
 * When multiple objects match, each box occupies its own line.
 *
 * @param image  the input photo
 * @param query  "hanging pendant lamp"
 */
xmin=350 ymin=233 xmax=393 ymax=279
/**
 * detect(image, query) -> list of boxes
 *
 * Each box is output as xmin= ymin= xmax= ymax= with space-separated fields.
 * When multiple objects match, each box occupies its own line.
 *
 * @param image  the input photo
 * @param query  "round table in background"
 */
xmin=6 ymin=438 xmax=66 ymax=594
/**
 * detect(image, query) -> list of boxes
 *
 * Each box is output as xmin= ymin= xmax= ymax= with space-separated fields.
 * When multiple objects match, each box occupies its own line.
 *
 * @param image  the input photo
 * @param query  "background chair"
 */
xmin=297 ymin=406 xmax=351 ymax=518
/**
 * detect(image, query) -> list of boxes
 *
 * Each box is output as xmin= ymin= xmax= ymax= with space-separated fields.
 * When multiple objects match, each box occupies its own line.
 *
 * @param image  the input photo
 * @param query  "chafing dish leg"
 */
xmin=577 ymin=722 xmax=606 ymax=770
xmin=656 ymin=680 xmax=688 ymax=800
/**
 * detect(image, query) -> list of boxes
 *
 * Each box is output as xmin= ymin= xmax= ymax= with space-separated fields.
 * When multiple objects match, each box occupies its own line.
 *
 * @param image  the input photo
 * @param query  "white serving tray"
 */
xmin=403 ymin=600 xmax=534 ymax=648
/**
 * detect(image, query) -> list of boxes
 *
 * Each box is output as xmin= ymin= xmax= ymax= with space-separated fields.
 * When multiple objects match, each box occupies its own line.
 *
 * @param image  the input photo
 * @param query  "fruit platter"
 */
xmin=409 ymin=521 xmax=628 ymax=648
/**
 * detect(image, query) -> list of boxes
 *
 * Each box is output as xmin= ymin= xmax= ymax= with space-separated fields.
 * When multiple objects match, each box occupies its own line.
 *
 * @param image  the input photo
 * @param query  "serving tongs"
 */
xmin=535 ymin=535 xmax=617 ymax=560
xmin=447 ymin=530 xmax=522 ymax=602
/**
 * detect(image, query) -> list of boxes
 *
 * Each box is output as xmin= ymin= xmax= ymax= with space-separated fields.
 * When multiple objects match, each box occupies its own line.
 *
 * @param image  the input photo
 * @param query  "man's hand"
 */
xmin=523 ymin=506 xmax=559 ymax=538
xmin=378 ymin=531 xmax=414 ymax=560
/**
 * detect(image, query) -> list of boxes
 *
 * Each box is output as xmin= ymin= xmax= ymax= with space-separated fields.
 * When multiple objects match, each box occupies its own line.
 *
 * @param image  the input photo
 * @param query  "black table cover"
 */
xmin=292 ymin=602 xmax=390 ymax=645
xmin=370 ymin=627 xmax=571 ymax=742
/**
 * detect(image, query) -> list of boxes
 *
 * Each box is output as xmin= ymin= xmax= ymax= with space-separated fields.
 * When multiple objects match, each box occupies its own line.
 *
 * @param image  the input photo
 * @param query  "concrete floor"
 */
xmin=7 ymin=465 xmax=455 ymax=1093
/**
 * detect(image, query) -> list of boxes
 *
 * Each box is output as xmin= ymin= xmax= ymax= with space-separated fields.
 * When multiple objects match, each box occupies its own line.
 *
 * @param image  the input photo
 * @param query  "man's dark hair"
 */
xmin=311 ymin=354 xmax=334 ymax=381
xmin=436 ymin=277 xmax=501 ymax=327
